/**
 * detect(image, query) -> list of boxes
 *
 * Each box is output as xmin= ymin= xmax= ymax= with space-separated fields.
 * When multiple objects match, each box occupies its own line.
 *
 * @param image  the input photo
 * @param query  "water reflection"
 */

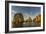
xmin=22 ymin=22 xmax=41 ymax=27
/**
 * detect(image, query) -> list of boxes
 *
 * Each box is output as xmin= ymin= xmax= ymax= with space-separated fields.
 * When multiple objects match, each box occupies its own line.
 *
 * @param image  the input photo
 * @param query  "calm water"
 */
xmin=22 ymin=22 xmax=41 ymax=27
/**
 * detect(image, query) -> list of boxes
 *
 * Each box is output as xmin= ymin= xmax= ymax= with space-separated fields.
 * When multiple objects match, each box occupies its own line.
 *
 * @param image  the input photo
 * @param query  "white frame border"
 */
xmin=9 ymin=3 xmax=43 ymax=31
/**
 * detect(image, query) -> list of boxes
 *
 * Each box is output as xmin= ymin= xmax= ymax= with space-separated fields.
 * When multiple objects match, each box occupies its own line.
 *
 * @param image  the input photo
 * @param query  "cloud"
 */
xmin=11 ymin=10 xmax=17 ymax=15
xmin=11 ymin=10 xmax=17 ymax=21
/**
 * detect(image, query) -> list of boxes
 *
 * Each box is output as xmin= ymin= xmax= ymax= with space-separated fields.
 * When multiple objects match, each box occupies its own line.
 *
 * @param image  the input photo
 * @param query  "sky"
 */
xmin=11 ymin=6 xmax=41 ymax=19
